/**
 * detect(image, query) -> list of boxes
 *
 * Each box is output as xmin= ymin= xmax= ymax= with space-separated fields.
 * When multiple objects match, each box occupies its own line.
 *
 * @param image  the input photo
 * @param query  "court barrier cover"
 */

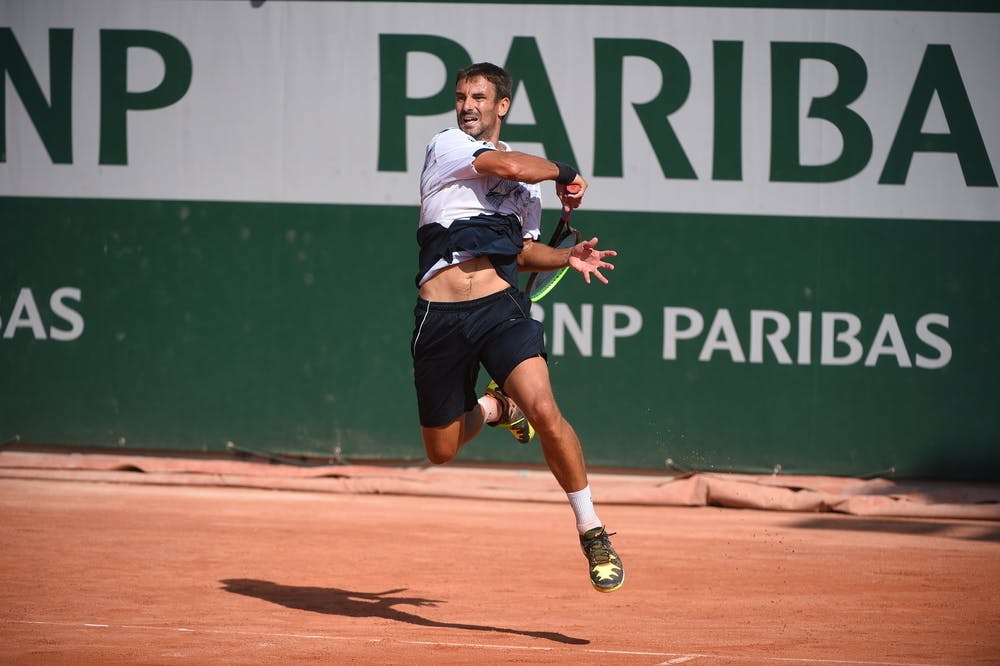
xmin=2 ymin=1 xmax=998 ymax=480
xmin=2 ymin=449 xmax=999 ymax=521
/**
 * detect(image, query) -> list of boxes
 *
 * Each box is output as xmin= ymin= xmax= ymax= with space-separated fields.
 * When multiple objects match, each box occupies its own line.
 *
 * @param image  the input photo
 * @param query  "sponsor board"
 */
xmin=2 ymin=1 xmax=997 ymax=219
xmin=2 ymin=2 xmax=998 ymax=476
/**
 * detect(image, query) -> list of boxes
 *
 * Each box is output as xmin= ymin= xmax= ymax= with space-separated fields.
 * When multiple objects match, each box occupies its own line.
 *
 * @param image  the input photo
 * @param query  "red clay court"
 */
xmin=1 ymin=450 xmax=998 ymax=664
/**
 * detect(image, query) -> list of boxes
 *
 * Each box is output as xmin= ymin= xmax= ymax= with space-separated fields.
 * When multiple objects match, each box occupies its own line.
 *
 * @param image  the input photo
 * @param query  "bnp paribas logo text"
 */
xmin=530 ymin=303 xmax=950 ymax=371
xmin=378 ymin=35 xmax=997 ymax=188
xmin=2 ymin=27 xmax=995 ymax=188
xmin=0 ymin=27 xmax=190 ymax=166
xmin=1 ymin=288 xmax=84 ymax=342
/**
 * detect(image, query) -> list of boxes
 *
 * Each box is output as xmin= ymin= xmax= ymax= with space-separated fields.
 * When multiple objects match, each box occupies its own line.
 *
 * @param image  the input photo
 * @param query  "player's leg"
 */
xmin=412 ymin=297 xmax=487 ymax=464
xmin=501 ymin=357 xmax=625 ymax=593
xmin=413 ymin=292 xmax=523 ymax=464
xmin=500 ymin=356 xmax=587 ymax=492
xmin=420 ymin=408 xmax=485 ymax=464
xmin=475 ymin=295 xmax=590 ymax=493
xmin=420 ymin=377 xmax=518 ymax=462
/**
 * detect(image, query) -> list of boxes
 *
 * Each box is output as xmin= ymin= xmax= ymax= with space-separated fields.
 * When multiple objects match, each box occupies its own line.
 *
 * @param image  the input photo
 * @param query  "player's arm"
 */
xmin=519 ymin=237 xmax=617 ymax=283
xmin=472 ymin=150 xmax=587 ymax=205
xmin=472 ymin=150 xmax=559 ymax=183
xmin=518 ymin=238 xmax=573 ymax=272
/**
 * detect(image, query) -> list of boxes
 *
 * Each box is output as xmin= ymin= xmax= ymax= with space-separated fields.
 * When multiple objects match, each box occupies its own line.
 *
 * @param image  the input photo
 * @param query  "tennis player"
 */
xmin=411 ymin=62 xmax=622 ymax=592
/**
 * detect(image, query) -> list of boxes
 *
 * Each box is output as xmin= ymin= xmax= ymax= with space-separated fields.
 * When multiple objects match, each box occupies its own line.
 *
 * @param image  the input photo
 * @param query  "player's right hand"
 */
xmin=557 ymin=179 xmax=586 ymax=209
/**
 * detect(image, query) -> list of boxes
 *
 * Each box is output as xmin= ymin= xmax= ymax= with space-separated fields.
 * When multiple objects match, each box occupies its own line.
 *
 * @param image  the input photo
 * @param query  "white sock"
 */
xmin=477 ymin=394 xmax=500 ymax=424
xmin=567 ymin=485 xmax=603 ymax=535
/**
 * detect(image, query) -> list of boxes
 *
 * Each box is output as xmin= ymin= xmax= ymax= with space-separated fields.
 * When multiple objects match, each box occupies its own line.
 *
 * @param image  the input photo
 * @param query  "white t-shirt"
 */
xmin=417 ymin=128 xmax=542 ymax=285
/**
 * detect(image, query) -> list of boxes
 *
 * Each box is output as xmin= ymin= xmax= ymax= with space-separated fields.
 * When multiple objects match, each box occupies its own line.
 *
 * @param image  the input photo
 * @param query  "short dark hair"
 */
xmin=456 ymin=62 xmax=512 ymax=108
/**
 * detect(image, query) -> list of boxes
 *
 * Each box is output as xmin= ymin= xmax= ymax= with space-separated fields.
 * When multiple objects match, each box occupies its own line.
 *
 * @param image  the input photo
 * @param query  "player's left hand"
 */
xmin=569 ymin=237 xmax=616 ymax=284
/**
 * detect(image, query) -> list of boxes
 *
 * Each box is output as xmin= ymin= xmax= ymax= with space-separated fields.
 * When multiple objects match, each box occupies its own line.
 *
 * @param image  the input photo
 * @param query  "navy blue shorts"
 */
xmin=411 ymin=287 xmax=546 ymax=427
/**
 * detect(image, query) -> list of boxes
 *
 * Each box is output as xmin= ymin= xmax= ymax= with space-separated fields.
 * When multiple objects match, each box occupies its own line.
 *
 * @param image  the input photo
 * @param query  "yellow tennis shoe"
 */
xmin=580 ymin=526 xmax=624 ymax=592
xmin=485 ymin=380 xmax=535 ymax=444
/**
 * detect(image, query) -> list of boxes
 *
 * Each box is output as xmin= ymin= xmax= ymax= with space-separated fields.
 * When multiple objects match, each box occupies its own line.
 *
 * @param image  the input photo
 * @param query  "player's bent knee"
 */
xmin=425 ymin=447 xmax=456 ymax=465
xmin=421 ymin=428 xmax=460 ymax=465
xmin=427 ymin=451 xmax=455 ymax=465
xmin=423 ymin=439 xmax=457 ymax=464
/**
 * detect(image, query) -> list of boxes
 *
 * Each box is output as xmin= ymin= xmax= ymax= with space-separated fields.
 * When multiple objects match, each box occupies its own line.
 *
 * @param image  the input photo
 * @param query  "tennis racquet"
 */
xmin=525 ymin=184 xmax=582 ymax=302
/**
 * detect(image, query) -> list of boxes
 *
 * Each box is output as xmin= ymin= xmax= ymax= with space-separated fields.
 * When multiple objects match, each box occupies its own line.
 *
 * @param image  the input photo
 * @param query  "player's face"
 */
xmin=455 ymin=75 xmax=510 ymax=144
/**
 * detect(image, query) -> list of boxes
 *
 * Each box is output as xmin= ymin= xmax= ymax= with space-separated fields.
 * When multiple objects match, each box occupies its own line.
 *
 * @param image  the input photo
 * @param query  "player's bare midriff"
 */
xmin=418 ymin=256 xmax=511 ymax=303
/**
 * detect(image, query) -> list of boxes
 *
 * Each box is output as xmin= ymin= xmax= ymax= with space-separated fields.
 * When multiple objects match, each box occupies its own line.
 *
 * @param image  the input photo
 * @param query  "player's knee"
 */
xmin=423 ymin=439 xmax=457 ymax=464
xmin=526 ymin=396 xmax=562 ymax=438
xmin=425 ymin=447 xmax=456 ymax=465
xmin=422 ymin=431 xmax=459 ymax=465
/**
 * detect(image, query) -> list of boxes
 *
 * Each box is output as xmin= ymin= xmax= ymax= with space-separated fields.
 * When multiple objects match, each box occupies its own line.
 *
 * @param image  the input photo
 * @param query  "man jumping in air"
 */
xmin=410 ymin=62 xmax=623 ymax=592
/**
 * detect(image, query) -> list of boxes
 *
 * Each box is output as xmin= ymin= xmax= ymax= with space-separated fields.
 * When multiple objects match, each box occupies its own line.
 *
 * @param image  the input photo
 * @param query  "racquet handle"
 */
xmin=561 ymin=182 xmax=581 ymax=220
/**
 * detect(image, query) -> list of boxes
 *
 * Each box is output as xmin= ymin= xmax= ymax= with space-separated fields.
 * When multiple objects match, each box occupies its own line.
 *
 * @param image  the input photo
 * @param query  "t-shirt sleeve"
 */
xmin=428 ymin=128 xmax=495 ymax=186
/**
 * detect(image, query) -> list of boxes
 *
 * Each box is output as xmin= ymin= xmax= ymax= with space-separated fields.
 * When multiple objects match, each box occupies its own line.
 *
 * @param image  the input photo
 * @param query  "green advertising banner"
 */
xmin=2 ymin=1 xmax=998 ymax=479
